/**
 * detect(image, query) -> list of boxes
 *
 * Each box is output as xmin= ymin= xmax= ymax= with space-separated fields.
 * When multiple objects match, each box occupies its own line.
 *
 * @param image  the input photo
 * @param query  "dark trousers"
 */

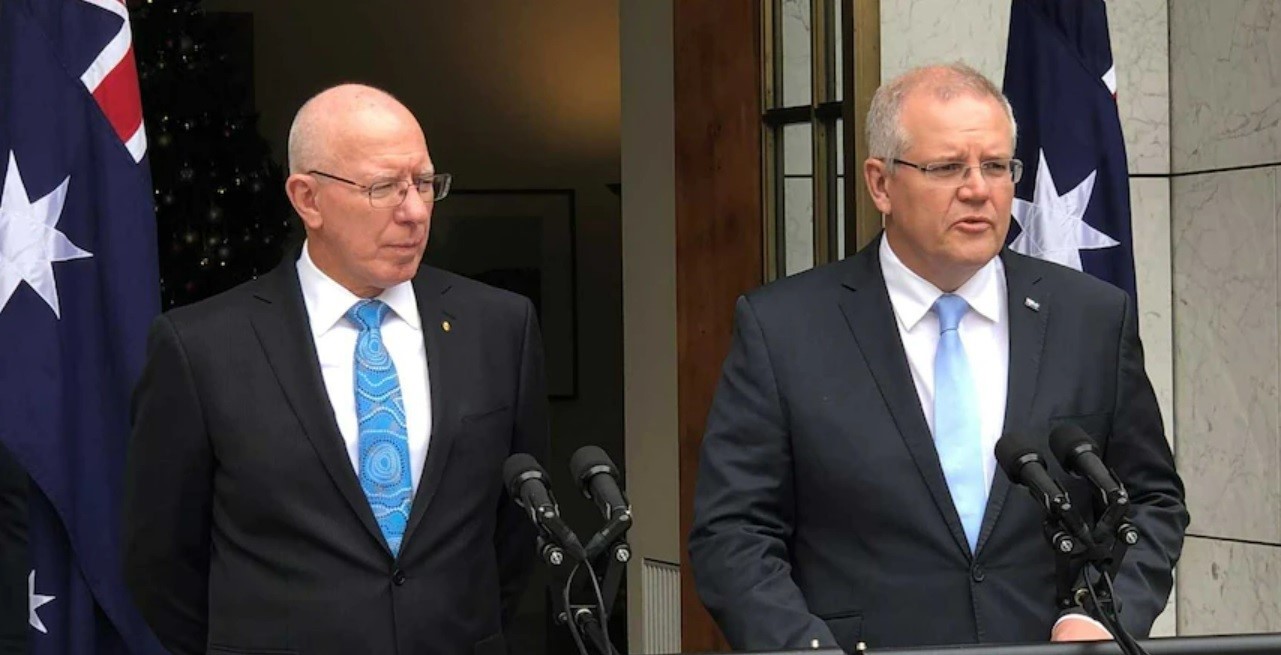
xmin=0 ymin=443 xmax=28 ymax=654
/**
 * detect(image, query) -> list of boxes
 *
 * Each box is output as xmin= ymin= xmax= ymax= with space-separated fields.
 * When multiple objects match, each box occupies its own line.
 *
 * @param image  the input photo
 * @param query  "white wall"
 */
xmin=620 ymin=1 xmax=680 ymax=651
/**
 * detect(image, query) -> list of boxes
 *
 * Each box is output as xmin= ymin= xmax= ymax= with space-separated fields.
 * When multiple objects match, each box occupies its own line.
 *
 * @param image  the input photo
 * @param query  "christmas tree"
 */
xmin=130 ymin=0 xmax=293 ymax=308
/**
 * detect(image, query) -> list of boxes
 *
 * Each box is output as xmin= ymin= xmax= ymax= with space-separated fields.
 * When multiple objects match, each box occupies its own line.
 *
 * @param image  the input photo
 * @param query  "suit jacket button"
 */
xmin=971 ymin=565 xmax=986 ymax=583
xmin=392 ymin=569 xmax=407 ymax=586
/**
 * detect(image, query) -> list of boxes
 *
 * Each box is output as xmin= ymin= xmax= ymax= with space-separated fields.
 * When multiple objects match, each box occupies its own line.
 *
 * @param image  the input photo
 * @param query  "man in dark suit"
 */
xmin=123 ymin=84 xmax=548 ymax=655
xmin=689 ymin=63 xmax=1187 ymax=652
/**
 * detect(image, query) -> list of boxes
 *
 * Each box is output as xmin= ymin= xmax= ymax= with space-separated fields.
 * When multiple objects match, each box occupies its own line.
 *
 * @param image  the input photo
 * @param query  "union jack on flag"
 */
xmin=79 ymin=0 xmax=148 ymax=163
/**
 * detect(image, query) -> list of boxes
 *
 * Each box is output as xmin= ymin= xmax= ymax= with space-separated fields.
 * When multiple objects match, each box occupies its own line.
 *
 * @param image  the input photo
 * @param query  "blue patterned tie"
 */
xmin=932 ymin=294 xmax=987 ymax=553
xmin=347 ymin=300 xmax=413 ymax=555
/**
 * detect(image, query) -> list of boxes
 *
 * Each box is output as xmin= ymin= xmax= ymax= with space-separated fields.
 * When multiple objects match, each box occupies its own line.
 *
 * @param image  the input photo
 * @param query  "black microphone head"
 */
xmin=569 ymin=445 xmax=617 ymax=486
xmin=1048 ymin=423 xmax=1098 ymax=468
xmin=503 ymin=453 xmax=548 ymax=498
xmin=995 ymin=431 xmax=1043 ymax=479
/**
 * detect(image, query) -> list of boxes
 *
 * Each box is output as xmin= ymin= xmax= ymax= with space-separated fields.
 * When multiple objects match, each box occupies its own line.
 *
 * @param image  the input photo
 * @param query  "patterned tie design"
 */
xmin=932 ymin=293 xmax=987 ymax=553
xmin=347 ymin=299 xmax=413 ymax=555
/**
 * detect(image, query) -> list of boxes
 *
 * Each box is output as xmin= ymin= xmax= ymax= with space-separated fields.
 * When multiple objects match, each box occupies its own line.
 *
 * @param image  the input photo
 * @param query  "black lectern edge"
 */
xmin=655 ymin=632 xmax=1281 ymax=655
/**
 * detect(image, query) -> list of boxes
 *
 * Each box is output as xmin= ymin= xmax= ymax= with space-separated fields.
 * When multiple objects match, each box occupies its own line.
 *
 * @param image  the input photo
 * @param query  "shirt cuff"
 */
xmin=1054 ymin=613 xmax=1110 ymax=634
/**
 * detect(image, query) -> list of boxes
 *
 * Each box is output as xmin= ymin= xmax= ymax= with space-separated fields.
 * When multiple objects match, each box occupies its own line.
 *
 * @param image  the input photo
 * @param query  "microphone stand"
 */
xmin=534 ymin=535 xmax=592 ymax=655
xmin=546 ymin=533 xmax=629 ymax=655
xmin=1048 ymin=485 xmax=1147 ymax=655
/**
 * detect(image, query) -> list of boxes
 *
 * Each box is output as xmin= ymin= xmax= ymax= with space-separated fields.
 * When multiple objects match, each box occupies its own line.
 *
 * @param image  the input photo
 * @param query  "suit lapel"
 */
xmin=837 ymin=238 xmax=973 ymax=557
xmin=248 ymin=259 xmax=388 ymax=551
xmin=975 ymin=250 xmax=1049 ymax=554
xmin=401 ymin=267 xmax=458 ymax=549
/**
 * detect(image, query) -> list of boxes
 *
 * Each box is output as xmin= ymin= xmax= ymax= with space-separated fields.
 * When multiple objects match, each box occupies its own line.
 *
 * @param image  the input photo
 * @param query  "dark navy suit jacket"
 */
xmin=124 ymin=255 xmax=548 ymax=655
xmin=690 ymin=236 xmax=1187 ymax=651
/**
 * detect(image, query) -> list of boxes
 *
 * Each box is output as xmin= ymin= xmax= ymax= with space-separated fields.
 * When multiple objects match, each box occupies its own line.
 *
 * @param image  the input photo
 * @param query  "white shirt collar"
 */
xmin=879 ymin=235 xmax=1004 ymax=331
xmin=296 ymin=240 xmax=421 ymax=338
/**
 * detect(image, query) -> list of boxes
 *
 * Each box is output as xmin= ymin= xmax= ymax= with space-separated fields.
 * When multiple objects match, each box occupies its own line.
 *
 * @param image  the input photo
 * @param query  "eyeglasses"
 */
xmin=308 ymin=170 xmax=453 ymax=208
xmin=890 ymin=158 xmax=1023 ymax=186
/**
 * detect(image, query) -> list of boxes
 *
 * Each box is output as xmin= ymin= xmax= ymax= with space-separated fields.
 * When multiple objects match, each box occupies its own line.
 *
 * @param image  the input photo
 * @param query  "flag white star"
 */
xmin=0 ymin=150 xmax=92 ymax=318
xmin=29 ymin=570 xmax=55 ymax=634
xmin=1010 ymin=149 xmax=1119 ymax=271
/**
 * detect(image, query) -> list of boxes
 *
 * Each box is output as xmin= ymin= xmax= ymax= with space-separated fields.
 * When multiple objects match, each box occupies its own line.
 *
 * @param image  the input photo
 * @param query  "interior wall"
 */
xmin=620 ymin=0 xmax=680 ymax=652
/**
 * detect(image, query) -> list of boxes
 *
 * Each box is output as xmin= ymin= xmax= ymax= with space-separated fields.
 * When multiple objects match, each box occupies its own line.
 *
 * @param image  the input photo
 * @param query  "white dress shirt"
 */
xmin=879 ymin=236 xmax=1008 ymax=496
xmin=879 ymin=238 xmax=1106 ymax=633
xmin=296 ymin=243 xmax=432 ymax=492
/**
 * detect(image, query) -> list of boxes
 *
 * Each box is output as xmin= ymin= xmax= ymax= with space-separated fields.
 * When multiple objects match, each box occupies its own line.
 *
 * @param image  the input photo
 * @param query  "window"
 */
xmin=763 ymin=0 xmax=876 ymax=280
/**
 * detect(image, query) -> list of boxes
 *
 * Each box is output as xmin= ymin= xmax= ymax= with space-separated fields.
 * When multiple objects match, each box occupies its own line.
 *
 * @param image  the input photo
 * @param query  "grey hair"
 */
xmin=865 ymin=62 xmax=1017 ymax=169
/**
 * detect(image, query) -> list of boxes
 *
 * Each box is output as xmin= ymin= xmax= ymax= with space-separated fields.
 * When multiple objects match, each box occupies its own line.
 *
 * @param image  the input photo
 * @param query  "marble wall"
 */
xmin=880 ymin=0 xmax=1179 ymax=636
xmin=1170 ymin=0 xmax=1281 ymax=635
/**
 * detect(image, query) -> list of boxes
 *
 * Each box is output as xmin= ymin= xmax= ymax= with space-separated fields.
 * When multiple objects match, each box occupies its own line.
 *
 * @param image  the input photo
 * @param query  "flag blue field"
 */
xmin=0 ymin=0 xmax=167 ymax=652
xmin=1003 ymin=0 xmax=1137 ymax=298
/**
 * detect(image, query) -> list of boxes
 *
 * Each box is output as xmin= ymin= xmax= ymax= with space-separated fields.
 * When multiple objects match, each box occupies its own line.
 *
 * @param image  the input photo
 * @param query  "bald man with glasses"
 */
xmin=124 ymin=84 xmax=548 ymax=655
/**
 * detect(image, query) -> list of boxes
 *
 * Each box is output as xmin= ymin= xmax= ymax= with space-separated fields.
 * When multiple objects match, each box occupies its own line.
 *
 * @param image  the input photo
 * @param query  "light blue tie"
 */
xmin=932 ymin=294 xmax=987 ymax=553
xmin=348 ymin=300 xmax=413 ymax=555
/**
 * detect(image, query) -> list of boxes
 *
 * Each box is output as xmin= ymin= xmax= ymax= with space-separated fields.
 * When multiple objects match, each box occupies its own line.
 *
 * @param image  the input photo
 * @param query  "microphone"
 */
xmin=995 ymin=432 xmax=1092 ymax=547
xmin=503 ymin=454 xmax=586 ymax=561
xmin=569 ymin=446 xmax=633 ymax=559
xmin=570 ymin=446 xmax=630 ymax=520
xmin=1049 ymin=424 xmax=1125 ymax=502
xmin=996 ymin=432 xmax=1070 ymax=508
xmin=1049 ymin=424 xmax=1139 ymax=551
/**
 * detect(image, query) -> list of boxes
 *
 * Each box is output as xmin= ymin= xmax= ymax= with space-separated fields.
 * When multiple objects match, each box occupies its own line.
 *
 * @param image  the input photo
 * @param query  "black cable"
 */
xmin=1082 ymin=570 xmax=1125 ymax=650
xmin=1083 ymin=570 xmax=1122 ymax=639
xmin=1100 ymin=571 xmax=1149 ymax=655
xmin=1082 ymin=566 xmax=1148 ymax=655
xmin=563 ymin=563 xmax=590 ymax=655
xmin=584 ymin=557 xmax=609 ymax=627
xmin=578 ymin=613 xmax=618 ymax=655
xmin=581 ymin=558 xmax=620 ymax=655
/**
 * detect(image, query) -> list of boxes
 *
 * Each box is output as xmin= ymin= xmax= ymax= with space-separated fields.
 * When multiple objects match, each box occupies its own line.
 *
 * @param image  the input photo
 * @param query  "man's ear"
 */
xmin=863 ymin=158 xmax=893 ymax=215
xmin=285 ymin=174 xmax=323 ymax=230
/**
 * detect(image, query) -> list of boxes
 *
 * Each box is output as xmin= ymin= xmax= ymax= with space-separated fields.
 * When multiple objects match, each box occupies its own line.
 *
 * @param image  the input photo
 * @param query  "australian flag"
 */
xmin=1003 ymin=0 xmax=1137 ymax=298
xmin=0 ymin=0 xmax=166 ymax=653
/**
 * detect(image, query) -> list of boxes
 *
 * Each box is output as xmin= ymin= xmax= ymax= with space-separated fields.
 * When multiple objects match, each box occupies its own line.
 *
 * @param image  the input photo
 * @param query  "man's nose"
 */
xmin=398 ymin=189 xmax=431 ymax=222
xmin=956 ymin=166 xmax=993 ymax=202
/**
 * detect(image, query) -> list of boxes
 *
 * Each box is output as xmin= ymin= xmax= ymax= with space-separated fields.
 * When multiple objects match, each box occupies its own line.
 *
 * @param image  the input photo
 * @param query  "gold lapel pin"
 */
xmin=442 ymin=320 xmax=452 ymax=332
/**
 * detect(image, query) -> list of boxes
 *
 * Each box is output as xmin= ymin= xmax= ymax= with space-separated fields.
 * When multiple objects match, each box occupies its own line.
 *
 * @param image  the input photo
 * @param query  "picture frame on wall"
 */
xmin=424 ymin=189 xmax=578 ymax=400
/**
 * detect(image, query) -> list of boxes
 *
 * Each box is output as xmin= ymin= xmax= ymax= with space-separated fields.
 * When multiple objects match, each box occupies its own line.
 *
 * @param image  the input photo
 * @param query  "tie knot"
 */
xmin=347 ymin=299 xmax=391 ymax=331
xmin=933 ymin=294 xmax=969 ymax=333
